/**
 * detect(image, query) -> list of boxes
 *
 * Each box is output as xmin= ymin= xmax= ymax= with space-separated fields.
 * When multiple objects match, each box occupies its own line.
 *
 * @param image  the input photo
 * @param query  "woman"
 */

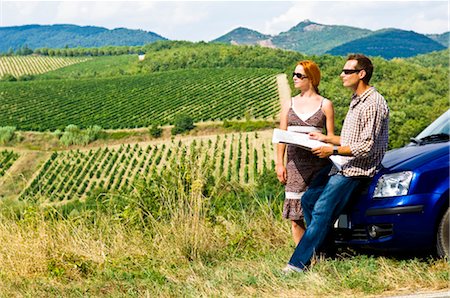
xmin=276 ymin=60 xmax=335 ymax=245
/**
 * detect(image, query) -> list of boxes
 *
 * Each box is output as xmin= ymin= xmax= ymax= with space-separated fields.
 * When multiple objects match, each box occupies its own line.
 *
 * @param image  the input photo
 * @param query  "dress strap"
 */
xmin=320 ymin=97 xmax=325 ymax=108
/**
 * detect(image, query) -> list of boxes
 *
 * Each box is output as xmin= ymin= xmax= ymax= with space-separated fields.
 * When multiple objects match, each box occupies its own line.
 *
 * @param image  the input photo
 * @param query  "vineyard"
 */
xmin=0 ymin=150 xmax=19 ymax=177
xmin=0 ymin=68 xmax=280 ymax=131
xmin=20 ymin=130 xmax=275 ymax=201
xmin=0 ymin=56 xmax=90 ymax=77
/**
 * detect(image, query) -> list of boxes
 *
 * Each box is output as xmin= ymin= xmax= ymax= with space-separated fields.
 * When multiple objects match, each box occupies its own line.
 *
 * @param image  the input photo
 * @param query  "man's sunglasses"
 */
xmin=293 ymin=72 xmax=308 ymax=80
xmin=341 ymin=69 xmax=363 ymax=75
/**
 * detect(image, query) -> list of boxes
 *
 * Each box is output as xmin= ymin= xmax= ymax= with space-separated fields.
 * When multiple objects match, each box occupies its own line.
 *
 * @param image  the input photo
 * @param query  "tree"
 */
xmin=149 ymin=123 xmax=163 ymax=138
xmin=171 ymin=113 xmax=194 ymax=135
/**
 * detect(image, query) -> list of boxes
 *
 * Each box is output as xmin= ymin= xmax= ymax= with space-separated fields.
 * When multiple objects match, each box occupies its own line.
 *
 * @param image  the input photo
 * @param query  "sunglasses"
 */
xmin=341 ymin=69 xmax=363 ymax=75
xmin=293 ymin=72 xmax=308 ymax=80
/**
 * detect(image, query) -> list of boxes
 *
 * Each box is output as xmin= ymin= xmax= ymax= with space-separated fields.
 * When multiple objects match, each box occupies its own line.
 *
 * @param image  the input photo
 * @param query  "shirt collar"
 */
xmin=350 ymin=87 xmax=375 ymax=109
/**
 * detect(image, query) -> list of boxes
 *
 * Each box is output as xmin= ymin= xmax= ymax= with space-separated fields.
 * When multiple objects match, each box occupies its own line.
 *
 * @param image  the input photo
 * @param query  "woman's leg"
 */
xmin=291 ymin=219 xmax=306 ymax=245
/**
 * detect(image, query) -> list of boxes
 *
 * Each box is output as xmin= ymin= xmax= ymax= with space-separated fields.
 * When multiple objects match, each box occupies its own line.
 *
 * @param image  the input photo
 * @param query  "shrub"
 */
xmin=171 ymin=113 xmax=194 ymax=135
xmin=0 ymin=126 xmax=16 ymax=144
xmin=1 ymin=74 xmax=16 ymax=82
xmin=60 ymin=125 xmax=102 ymax=146
xmin=149 ymin=124 xmax=163 ymax=138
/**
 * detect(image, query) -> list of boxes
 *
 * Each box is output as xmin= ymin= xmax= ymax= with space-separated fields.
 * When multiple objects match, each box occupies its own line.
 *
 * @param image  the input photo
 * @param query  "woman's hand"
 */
xmin=276 ymin=164 xmax=287 ymax=184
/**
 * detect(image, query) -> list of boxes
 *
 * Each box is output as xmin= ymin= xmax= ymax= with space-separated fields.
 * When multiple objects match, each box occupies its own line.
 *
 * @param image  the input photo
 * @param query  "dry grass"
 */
xmin=0 ymin=164 xmax=448 ymax=297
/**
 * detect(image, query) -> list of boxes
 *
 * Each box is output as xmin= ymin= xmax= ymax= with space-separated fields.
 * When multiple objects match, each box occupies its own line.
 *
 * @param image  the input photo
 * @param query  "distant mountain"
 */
xmin=270 ymin=20 xmax=372 ymax=55
xmin=327 ymin=28 xmax=446 ymax=59
xmin=213 ymin=27 xmax=273 ymax=46
xmin=427 ymin=32 xmax=449 ymax=47
xmin=0 ymin=24 xmax=167 ymax=52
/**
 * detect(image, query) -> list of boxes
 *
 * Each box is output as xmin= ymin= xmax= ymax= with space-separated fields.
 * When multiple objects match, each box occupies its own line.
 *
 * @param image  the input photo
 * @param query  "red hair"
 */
xmin=298 ymin=60 xmax=321 ymax=94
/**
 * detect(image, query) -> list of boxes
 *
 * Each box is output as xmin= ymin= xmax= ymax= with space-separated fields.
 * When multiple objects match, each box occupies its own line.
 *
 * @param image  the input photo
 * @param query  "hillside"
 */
xmin=213 ymin=27 xmax=272 ymax=46
xmin=0 ymin=56 xmax=90 ymax=78
xmin=0 ymin=24 xmax=167 ymax=53
xmin=404 ymin=49 xmax=449 ymax=68
xmin=427 ymin=32 xmax=449 ymax=47
xmin=327 ymin=28 xmax=446 ymax=59
xmin=271 ymin=20 xmax=371 ymax=55
xmin=0 ymin=68 xmax=280 ymax=131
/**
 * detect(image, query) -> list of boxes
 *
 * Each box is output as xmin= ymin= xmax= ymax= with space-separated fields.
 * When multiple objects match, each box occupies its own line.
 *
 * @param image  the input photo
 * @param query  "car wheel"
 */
xmin=437 ymin=208 xmax=449 ymax=258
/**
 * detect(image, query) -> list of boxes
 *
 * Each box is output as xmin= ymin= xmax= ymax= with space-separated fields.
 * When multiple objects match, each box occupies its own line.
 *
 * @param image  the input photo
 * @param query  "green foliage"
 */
xmin=1 ymin=68 xmax=279 ymax=131
xmin=171 ymin=113 xmax=194 ymax=135
xmin=0 ymin=150 xmax=19 ymax=177
xmin=1 ymin=74 xmax=16 ymax=81
xmin=59 ymin=124 xmax=102 ymax=146
xmin=223 ymin=120 xmax=275 ymax=132
xmin=0 ymin=126 xmax=16 ymax=144
xmin=149 ymin=124 xmax=163 ymax=138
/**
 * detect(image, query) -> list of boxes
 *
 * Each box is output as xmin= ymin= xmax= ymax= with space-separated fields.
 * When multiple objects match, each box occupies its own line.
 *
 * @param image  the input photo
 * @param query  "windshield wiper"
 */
xmin=413 ymin=133 xmax=450 ymax=145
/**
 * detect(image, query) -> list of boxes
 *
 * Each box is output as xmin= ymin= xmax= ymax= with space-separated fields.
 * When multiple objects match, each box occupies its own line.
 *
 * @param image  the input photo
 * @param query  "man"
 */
xmin=284 ymin=54 xmax=389 ymax=272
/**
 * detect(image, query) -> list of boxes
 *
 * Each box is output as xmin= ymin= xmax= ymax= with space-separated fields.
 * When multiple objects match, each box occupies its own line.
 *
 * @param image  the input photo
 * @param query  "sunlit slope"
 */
xmin=20 ymin=130 xmax=275 ymax=202
xmin=0 ymin=56 xmax=90 ymax=77
xmin=0 ymin=68 xmax=280 ymax=131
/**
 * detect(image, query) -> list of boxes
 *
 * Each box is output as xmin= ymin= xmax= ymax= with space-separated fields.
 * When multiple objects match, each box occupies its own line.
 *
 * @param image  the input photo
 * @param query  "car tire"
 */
xmin=437 ymin=208 xmax=449 ymax=258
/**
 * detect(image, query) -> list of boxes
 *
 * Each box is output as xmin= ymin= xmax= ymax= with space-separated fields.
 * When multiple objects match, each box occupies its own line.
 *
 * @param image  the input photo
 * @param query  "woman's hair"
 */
xmin=297 ymin=60 xmax=321 ymax=94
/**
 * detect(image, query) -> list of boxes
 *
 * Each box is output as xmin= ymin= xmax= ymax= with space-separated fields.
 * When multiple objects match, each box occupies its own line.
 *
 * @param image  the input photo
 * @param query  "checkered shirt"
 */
xmin=332 ymin=87 xmax=389 ymax=177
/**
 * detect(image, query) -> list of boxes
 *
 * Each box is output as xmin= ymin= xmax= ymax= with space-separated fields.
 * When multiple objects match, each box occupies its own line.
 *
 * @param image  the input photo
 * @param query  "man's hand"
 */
xmin=276 ymin=164 xmax=287 ymax=184
xmin=309 ymin=132 xmax=327 ymax=142
xmin=311 ymin=146 xmax=333 ymax=158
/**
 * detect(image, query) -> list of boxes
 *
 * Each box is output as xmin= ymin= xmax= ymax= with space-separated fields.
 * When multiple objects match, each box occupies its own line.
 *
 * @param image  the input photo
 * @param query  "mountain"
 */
xmin=270 ymin=20 xmax=372 ymax=55
xmin=327 ymin=28 xmax=446 ymax=59
xmin=213 ymin=27 xmax=273 ymax=46
xmin=427 ymin=32 xmax=449 ymax=47
xmin=0 ymin=24 xmax=167 ymax=52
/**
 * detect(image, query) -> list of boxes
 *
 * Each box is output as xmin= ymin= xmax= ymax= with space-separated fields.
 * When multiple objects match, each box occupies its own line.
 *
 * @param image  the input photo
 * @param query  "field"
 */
xmin=0 ymin=68 xmax=279 ymax=131
xmin=0 ymin=56 xmax=90 ymax=77
xmin=19 ymin=131 xmax=275 ymax=202
xmin=0 ymin=46 xmax=449 ymax=296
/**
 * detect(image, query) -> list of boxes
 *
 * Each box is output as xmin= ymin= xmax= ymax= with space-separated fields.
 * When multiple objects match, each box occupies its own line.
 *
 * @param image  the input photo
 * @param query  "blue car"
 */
xmin=335 ymin=109 xmax=449 ymax=257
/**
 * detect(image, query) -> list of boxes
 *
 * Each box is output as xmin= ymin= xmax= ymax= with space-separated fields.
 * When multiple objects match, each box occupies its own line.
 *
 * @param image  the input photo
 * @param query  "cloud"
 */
xmin=264 ymin=1 xmax=449 ymax=35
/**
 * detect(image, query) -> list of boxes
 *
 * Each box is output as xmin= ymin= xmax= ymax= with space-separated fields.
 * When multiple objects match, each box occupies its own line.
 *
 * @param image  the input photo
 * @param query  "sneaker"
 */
xmin=281 ymin=264 xmax=303 ymax=275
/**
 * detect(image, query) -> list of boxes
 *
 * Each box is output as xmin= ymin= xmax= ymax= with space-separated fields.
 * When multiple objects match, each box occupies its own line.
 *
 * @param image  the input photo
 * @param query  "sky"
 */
xmin=1 ymin=1 xmax=449 ymax=41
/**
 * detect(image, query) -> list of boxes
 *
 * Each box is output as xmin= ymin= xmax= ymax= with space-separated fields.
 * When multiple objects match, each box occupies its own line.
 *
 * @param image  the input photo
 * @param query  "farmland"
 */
xmin=0 ymin=68 xmax=279 ymax=131
xmin=0 ymin=56 xmax=90 ymax=78
xmin=0 ymin=44 xmax=448 ymax=297
xmin=19 ymin=131 xmax=275 ymax=202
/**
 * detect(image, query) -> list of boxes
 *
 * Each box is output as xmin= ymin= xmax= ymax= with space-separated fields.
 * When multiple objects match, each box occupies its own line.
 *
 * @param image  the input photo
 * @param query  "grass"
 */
xmin=0 ymin=161 xmax=448 ymax=297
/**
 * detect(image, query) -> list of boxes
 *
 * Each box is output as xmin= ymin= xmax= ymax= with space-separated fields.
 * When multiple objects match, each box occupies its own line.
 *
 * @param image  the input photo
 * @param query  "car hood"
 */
xmin=382 ymin=142 xmax=450 ymax=171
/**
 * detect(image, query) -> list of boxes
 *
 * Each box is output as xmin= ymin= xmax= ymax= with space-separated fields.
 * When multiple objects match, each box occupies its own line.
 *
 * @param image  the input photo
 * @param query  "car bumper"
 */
xmin=335 ymin=193 xmax=441 ymax=251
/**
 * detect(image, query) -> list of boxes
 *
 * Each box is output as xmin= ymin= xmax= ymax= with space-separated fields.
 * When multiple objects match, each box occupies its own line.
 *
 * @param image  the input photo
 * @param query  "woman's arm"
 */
xmin=276 ymin=98 xmax=290 ymax=184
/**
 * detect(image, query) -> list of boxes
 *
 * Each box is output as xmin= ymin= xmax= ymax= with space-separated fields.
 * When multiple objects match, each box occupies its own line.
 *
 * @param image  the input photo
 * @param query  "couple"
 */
xmin=276 ymin=54 xmax=390 ymax=272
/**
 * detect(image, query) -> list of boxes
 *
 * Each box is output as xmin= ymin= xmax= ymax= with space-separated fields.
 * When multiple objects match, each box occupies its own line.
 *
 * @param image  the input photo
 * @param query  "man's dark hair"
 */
xmin=347 ymin=54 xmax=373 ymax=84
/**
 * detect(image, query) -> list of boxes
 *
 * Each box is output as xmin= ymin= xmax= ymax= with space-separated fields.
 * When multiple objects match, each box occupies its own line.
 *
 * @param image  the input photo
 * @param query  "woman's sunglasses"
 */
xmin=293 ymin=72 xmax=308 ymax=80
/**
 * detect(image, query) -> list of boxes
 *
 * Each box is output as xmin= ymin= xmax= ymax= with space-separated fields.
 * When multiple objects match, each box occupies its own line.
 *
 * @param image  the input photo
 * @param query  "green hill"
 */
xmin=0 ymin=24 xmax=167 ymax=53
xmin=0 ymin=68 xmax=280 ymax=131
xmin=427 ymin=32 xmax=449 ymax=47
xmin=213 ymin=27 xmax=271 ymax=45
xmin=403 ymin=49 xmax=449 ymax=68
xmin=327 ymin=29 xmax=446 ymax=59
xmin=271 ymin=20 xmax=372 ymax=54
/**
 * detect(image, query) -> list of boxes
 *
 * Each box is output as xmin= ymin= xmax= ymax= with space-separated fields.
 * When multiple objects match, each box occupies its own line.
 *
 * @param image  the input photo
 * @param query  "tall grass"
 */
xmin=0 ymin=158 xmax=448 ymax=297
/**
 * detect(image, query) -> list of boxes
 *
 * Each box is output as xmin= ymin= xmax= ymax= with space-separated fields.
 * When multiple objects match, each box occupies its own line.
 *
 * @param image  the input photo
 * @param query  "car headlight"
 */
xmin=373 ymin=171 xmax=413 ymax=198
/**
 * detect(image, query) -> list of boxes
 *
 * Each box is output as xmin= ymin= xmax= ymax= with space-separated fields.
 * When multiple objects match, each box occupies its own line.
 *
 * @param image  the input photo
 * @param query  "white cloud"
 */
xmin=1 ymin=1 xmax=448 ymax=40
xmin=264 ymin=1 xmax=449 ymax=35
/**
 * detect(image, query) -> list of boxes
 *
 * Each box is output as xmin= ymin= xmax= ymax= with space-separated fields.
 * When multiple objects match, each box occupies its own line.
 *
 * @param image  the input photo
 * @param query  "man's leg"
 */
xmin=288 ymin=174 xmax=362 ymax=269
xmin=301 ymin=165 xmax=331 ymax=226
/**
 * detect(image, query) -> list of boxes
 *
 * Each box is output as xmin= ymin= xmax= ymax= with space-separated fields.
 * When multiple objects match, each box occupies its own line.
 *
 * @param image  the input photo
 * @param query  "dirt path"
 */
xmin=276 ymin=73 xmax=291 ymax=106
xmin=0 ymin=151 xmax=50 ymax=199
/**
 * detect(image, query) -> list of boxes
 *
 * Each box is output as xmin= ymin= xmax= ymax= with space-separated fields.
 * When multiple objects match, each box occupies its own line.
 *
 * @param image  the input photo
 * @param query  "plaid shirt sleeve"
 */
xmin=349 ymin=100 xmax=389 ymax=158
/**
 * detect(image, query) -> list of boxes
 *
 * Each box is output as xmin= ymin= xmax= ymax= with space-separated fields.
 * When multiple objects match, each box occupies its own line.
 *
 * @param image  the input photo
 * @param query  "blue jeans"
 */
xmin=288 ymin=173 xmax=364 ymax=269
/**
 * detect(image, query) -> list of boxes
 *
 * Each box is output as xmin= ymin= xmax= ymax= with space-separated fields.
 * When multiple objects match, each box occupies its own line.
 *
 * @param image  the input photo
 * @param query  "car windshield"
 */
xmin=411 ymin=109 xmax=450 ymax=145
